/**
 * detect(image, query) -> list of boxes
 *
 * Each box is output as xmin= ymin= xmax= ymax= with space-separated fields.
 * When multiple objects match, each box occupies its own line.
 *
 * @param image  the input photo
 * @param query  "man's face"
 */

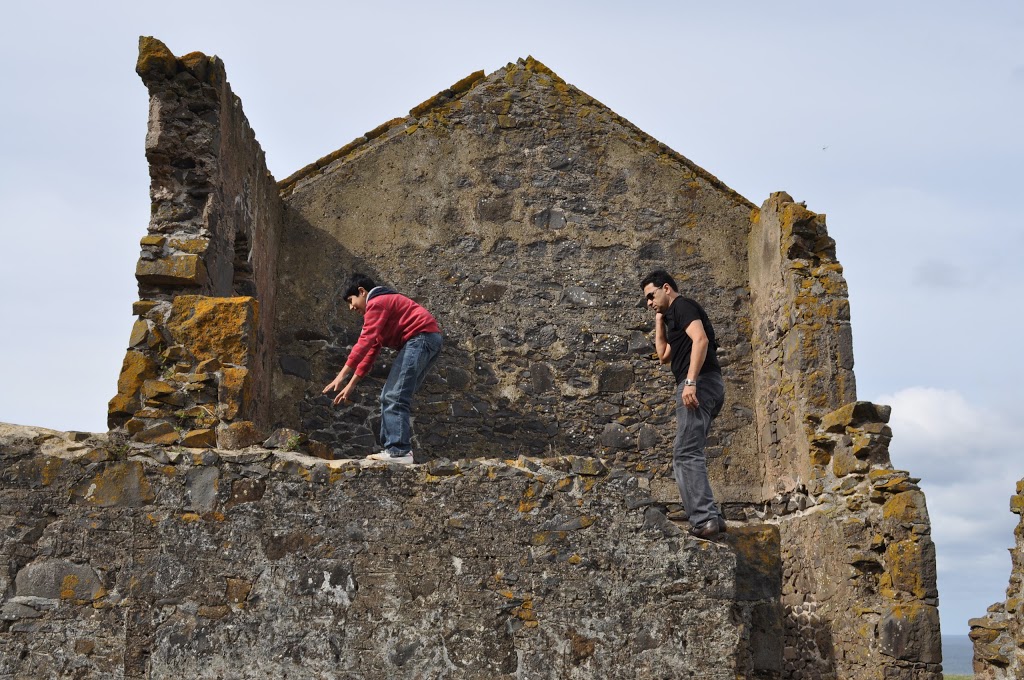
xmin=643 ymin=283 xmax=671 ymax=314
xmin=347 ymin=289 xmax=368 ymax=315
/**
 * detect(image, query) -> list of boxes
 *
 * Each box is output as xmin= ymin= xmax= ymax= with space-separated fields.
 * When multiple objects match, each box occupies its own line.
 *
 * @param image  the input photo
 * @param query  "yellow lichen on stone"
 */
xmin=410 ymin=91 xmax=451 ymax=118
xmin=181 ymin=429 xmax=216 ymax=448
xmin=61 ymin=574 xmax=80 ymax=600
xmin=1011 ymin=493 xmax=1024 ymax=515
xmin=77 ymin=461 xmax=155 ymax=507
xmin=109 ymin=351 xmax=158 ymax=417
xmin=450 ymin=70 xmax=485 ymax=94
xmin=530 ymin=531 xmax=567 ymax=546
xmin=216 ymin=420 xmax=263 ymax=449
xmin=168 ymin=238 xmax=210 ymax=255
xmin=128 ymin=320 xmax=149 ymax=348
xmin=882 ymin=491 xmax=928 ymax=524
xmin=136 ymin=36 xmax=177 ymax=79
xmin=142 ymin=380 xmax=175 ymax=399
xmin=198 ymin=605 xmax=230 ymax=619
xmin=179 ymin=51 xmax=220 ymax=85
xmin=38 ymin=457 xmax=64 ymax=487
xmin=885 ymin=540 xmax=930 ymax=598
xmin=167 ymin=296 xmax=257 ymax=366
xmin=218 ymin=367 xmax=251 ymax=420
xmin=226 ymin=578 xmax=252 ymax=604
xmin=132 ymin=300 xmax=161 ymax=316
xmin=365 ymin=118 xmax=406 ymax=141
xmin=136 ymin=254 xmax=208 ymax=287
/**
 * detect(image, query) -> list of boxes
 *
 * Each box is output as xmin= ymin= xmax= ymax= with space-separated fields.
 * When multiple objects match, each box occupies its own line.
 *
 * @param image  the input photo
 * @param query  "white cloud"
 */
xmin=880 ymin=386 xmax=1021 ymax=471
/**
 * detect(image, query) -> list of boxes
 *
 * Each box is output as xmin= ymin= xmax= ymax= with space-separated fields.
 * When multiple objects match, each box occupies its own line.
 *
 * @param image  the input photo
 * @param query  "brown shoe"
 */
xmin=689 ymin=519 xmax=721 ymax=539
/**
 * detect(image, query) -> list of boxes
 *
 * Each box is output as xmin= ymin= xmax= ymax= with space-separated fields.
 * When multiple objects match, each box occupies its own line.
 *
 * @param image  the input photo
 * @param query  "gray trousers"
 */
xmin=672 ymin=371 xmax=725 ymax=526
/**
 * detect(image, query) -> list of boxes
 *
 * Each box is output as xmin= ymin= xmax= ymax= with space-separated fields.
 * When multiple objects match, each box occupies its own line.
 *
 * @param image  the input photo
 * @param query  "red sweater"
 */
xmin=345 ymin=290 xmax=440 ymax=377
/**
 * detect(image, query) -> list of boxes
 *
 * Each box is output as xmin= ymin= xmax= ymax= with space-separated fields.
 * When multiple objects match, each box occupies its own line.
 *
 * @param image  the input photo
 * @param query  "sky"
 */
xmin=1 ymin=0 xmax=1021 ymax=638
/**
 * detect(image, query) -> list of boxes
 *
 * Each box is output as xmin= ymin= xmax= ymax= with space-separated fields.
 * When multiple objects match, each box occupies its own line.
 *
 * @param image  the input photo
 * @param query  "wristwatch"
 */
xmin=683 ymin=379 xmax=698 ymax=387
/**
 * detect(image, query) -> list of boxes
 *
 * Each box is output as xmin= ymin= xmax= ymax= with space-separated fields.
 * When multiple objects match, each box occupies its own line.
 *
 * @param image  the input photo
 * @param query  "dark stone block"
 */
xmin=600 ymin=423 xmax=632 ymax=449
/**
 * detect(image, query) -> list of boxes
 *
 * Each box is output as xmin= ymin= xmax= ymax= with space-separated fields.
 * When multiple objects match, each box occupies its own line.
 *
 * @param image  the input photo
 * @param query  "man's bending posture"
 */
xmin=323 ymin=274 xmax=442 ymax=464
xmin=641 ymin=269 xmax=727 ymax=538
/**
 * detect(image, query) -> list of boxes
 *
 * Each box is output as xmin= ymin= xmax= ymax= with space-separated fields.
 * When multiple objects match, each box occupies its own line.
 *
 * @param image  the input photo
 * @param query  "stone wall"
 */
xmin=970 ymin=479 xmax=1024 ymax=678
xmin=747 ymin=195 xmax=941 ymax=679
xmin=0 ymin=423 xmax=781 ymax=679
xmin=15 ymin=42 xmax=946 ymax=678
xmin=107 ymin=37 xmax=284 ymax=448
xmin=274 ymin=57 xmax=762 ymax=508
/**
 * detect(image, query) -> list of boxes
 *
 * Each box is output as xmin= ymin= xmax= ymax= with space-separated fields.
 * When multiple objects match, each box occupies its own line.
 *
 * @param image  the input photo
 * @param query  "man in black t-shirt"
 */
xmin=641 ymin=270 xmax=726 ymax=539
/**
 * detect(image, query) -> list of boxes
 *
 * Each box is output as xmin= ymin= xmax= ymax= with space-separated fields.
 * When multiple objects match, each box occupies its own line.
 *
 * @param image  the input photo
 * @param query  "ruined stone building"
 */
xmin=1 ymin=37 xmax=947 ymax=678
xmin=970 ymin=480 xmax=1024 ymax=678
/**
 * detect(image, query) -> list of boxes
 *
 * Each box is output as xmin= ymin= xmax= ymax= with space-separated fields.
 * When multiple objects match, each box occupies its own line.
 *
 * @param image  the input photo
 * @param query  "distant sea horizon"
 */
xmin=943 ymin=635 xmax=974 ymax=675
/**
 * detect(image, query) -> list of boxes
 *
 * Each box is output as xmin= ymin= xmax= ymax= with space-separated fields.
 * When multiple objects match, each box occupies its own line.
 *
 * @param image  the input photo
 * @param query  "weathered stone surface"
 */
xmin=184 ymin=466 xmax=219 ymax=512
xmin=600 ymin=422 xmax=631 ymax=449
xmin=133 ymin=420 xmax=178 ymax=445
xmin=884 ymin=539 xmax=938 ymax=599
xmin=0 ymin=426 xmax=756 ymax=679
xmin=14 ymin=559 xmax=105 ymax=602
xmin=262 ymin=427 xmax=306 ymax=450
xmin=70 ymin=461 xmax=156 ymax=507
xmin=80 ymin=42 xmax=939 ymax=680
xmin=216 ymin=420 xmax=263 ymax=449
xmin=878 ymin=603 xmax=941 ymax=663
xmin=136 ymin=36 xmax=177 ymax=80
xmin=971 ymin=477 xmax=1024 ymax=679
xmin=273 ymin=56 xmax=759 ymax=481
xmin=217 ymin=366 xmax=250 ymax=420
xmin=731 ymin=525 xmax=783 ymax=601
xmin=107 ymin=350 xmax=157 ymax=422
xmin=820 ymin=401 xmax=892 ymax=433
xmin=180 ymin=428 xmax=216 ymax=448
xmin=135 ymin=254 xmax=208 ymax=287
xmin=166 ymin=296 xmax=256 ymax=366
xmin=117 ymin=36 xmax=283 ymax=449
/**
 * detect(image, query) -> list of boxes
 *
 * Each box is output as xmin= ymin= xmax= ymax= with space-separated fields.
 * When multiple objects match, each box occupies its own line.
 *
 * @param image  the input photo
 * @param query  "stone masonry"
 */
xmin=749 ymin=196 xmax=941 ymax=678
xmin=108 ymin=37 xmax=284 ymax=451
xmin=969 ymin=479 xmax=1024 ymax=678
xmin=0 ymin=423 xmax=779 ymax=679
xmin=0 ymin=37 xmax=944 ymax=678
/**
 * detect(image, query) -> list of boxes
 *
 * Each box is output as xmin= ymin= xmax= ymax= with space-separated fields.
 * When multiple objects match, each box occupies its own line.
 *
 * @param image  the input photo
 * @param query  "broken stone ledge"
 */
xmin=0 ymin=422 xmax=781 ymax=679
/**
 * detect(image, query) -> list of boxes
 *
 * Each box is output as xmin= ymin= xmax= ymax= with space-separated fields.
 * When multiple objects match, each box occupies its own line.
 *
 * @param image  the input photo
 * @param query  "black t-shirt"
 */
xmin=664 ymin=296 xmax=721 ymax=384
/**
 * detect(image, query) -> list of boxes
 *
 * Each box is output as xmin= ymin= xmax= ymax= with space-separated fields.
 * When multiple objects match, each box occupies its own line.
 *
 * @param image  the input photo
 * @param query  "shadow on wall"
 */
xmin=268 ymin=212 xmax=564 ymax=460
xmin=785 ymin=614 xmax=837 ymax=678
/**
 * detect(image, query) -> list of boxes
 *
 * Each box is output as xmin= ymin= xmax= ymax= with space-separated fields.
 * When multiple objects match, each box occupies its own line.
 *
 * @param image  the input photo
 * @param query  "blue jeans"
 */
xmin=672 ymin=371 xmax=725 ymax=526
xmin=379 ymin=332 xmax=442 ymax=454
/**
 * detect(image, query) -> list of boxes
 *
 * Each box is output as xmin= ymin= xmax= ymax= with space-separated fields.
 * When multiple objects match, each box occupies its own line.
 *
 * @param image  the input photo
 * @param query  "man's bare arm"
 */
xmin=681 ymin=319 xmax=709 ymax=409
xmin=324 ymin=365 xmax=353 ymax=395
xmin=654 ymin=312 xmax=671 ymax=364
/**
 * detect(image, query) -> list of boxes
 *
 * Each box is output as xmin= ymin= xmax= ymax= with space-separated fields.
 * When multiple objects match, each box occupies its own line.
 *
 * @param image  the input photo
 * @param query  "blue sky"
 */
xmin=1 ymin=0 xmax=1021 ymax=637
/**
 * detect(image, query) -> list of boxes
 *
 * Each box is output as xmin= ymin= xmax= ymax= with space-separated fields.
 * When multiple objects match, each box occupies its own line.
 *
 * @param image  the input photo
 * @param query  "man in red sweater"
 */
xmin=323 ymin=274 xmax=442 ymax=464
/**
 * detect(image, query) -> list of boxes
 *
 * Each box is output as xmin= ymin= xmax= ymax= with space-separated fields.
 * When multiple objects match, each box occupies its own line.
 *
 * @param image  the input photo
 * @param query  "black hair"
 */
xmin=343 ymin=274 xmax=377 ymax=301
xmin=640 ymin=269 xmax=678 ymax=292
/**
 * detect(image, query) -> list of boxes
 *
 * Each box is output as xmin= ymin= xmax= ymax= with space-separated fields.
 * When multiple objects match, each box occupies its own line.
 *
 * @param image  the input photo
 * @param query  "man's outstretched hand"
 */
xmin=323 ymin=369 xmax=359 ymax=406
